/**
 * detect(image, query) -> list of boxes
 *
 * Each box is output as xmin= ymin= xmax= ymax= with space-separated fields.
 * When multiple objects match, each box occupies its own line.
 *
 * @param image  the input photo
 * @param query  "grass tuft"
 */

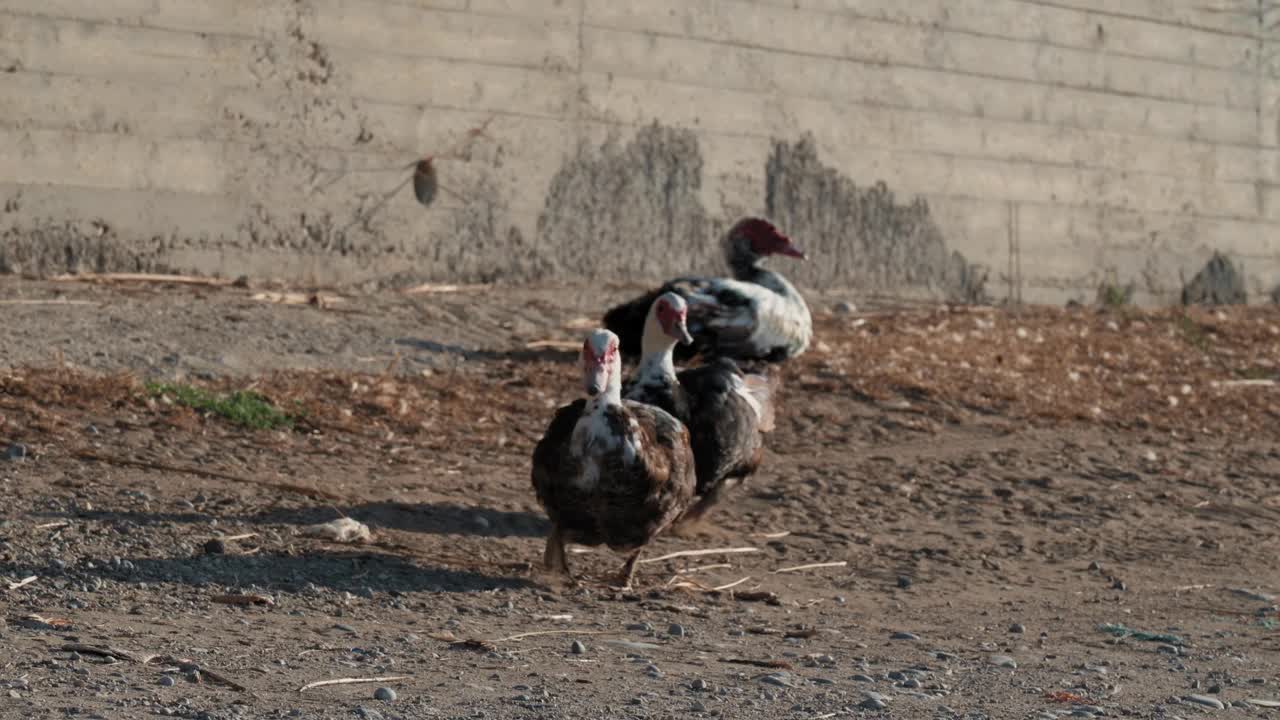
xmin=145 ymin=382 xmax=297 ymax=430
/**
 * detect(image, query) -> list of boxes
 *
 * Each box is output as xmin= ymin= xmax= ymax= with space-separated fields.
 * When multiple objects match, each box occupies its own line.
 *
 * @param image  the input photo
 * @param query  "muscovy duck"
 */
xmin=603 ymin=217 xmax=811 ymax=365
xmin=623 ymin=292 xmax=778 ymax=527
xmin=530 ymin=329 xmax=696 ymax=587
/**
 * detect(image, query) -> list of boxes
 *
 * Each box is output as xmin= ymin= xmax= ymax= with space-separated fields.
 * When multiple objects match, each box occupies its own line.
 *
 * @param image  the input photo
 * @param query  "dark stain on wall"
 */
xmin=536 ymin=122 xmax=715 ymax=282
xmin=0 ymin=217 xmax=165 ymax=276
xmin=764 ymin=135 xmax=986 ymax=302
xmin=1181 ymin=251 xmax=1247 ymax=305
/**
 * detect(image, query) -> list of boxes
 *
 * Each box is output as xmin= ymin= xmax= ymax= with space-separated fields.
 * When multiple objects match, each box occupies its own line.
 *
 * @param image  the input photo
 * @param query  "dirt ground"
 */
xmin=1 ymin=277 xmax=1279 ymax=720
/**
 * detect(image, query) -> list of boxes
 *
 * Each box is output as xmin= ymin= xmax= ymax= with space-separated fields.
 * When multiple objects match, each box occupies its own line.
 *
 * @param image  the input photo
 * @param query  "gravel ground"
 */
xmin=0 ymin=277 xmax=1278 ymax=720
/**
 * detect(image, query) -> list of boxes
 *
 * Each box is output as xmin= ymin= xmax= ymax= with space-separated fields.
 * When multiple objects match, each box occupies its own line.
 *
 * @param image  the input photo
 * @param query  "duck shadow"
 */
xmin=4 ymin=550 xmax=530 ymax=595
xmin=38 ymin=501 xmax=550 ymax=540
xmin=393 ymin=337 xmax=575 ymax=364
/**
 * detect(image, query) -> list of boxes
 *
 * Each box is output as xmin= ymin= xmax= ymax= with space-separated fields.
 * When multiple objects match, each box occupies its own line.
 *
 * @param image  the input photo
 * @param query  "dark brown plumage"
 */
xmin=623 ymin=293 xmax=779 ymax=527
xmin=530 ymin=329 xmax=696 ymax=587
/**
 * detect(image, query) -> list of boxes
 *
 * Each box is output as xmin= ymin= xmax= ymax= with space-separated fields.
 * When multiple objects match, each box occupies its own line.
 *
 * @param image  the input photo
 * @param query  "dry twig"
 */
xmin=6 ymin=576 xmax=37 ymax=591
xmin=494 ymin=630 xmax=612 ymax=643
xmin=211 ymin=593 xmax=275 ymax=607
xmin=299 ymin=675 xmax=409 ymax=692
xmin=773 ymin=561 xmax=847 ymax=574
xmin=638 ymin=547 xmax=760 ymax=564
xmin=719 ymin=657 xmax=794 ymax=670
xmin=50 ymin=273 xmax=232 ymax=286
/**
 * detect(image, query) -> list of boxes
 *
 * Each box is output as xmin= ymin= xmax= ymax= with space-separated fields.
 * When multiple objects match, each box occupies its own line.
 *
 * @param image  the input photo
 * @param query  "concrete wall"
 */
xmin=1 ymin=0 xmax=1278 ymax=304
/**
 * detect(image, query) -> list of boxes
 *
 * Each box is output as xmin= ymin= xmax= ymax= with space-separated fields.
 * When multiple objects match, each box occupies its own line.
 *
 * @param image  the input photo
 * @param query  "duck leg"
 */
xmin=543 ymin=525 xmax=575 ymax=582
xmin=675 ymin=481 xmax=729 ymax=531
xmin=613 ymin=549 xmax=644 ymax=590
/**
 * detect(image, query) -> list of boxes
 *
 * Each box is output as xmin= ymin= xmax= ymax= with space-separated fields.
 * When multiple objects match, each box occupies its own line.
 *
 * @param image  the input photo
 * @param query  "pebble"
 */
xmin=833 ymin=301 xmax=856 ymax=314
xmin=1185 ymin=695 xmax=1225 ymax=709
xmin=570 ymin=640 xmax=586 ymax=655
xmin=758 ymin=672 xmax=797 ymax=688
xmin=902 ymin=678 xmax=922 ymax=689
xmin=158 ymin=675 xmax=176 ymax=687
xmin=989 ymin=654 xmax=1018 ymax=669
xmin=626 ymin=622 xmax=654 ymax=633
xmin=851 ymin=674 xmax=875 ymax=682
xmin=668 ymin=623 xmax=687 ymax=638
xmin=860 ymin=692 xmax=889 ymax=710
xmin=1088 ymin=561 xmax=1102 ymax=572
xmin=888 ymin=671 xmax=906 ymax=681
xmin=202 ymin=539 xmax=226 ymax=555
xmin=691 ymin=679 xmax=709 ymax=691
xmin=897 ymin=575 xmax=913 ymax=589
xmin=1009 ymin=623 xmax=1026 ymax=634
xmin=891 ymin=631 xmax=919 ymax=640
xmin=689 ymin=700 xmax=707 ymax=712
xmin=1247 ymin=699 xmax=1280 ymax=708
xmin=4 ymin=443 xmax=27 ymax=461
xmin=355 ymin=708 xmax=384 ymax=720
xmin=1157 ymin=644 xmax=1180 ymax=655
xmin=373 ymin=687 xmax=396 ymax=702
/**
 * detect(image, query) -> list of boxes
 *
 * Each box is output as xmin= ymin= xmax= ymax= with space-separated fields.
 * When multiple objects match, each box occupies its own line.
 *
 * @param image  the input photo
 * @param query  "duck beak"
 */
xmin=776 ymin=241 xmax=807 ymax=260
xmin=674 ymin=319 xmax=694 ymax=346
xmin=583 ymin=362 xmax=608 ymax=398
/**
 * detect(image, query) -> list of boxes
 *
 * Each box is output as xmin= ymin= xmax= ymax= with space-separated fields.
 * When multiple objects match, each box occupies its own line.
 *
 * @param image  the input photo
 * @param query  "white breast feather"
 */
xmin=728 ymin=374 xmax=766 ymax=422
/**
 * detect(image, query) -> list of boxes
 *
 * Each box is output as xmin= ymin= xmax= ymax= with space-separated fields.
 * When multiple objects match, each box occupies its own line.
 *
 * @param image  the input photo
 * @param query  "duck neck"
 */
xmin=727 ymin=246 xmax=764 ymax=281
xmin=638 ymin=311 xmax=679 ymax=382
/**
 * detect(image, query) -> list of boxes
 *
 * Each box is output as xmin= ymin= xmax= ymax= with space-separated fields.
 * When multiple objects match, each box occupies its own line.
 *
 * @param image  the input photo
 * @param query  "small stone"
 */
xmin=355 ymin=708 xmax=384 ymax=720
xmin=891 ymin=631 xmax=919 ymax=640
xmin=851 ymin=674 xmax=875 ymax=682
xmin=1009 ymin=623 xmax=1025 ymax=634
xmin=4 ymin=443 xmax=27 ymax=461
xmin=1184 ymin=694 xmax=1225 ymax=709
xmin=202 ymin=539 xmax=226 ymax=555
xmin=158 ymin=675 xmax=176 ymax=687
xmin=1111 ymin=579 xmax=1127 ymax=591
xmin=759 ymin=672 xmax=797 ymax=688
xmin=626 ymin=622 xmax=654 ymax=633
xmin=1246 ymin=699 xmax=1280 ymax=708
xmin=373 ymin=687 xmax=396 ymax=702
xmin=1088 ymin=561 xmax=1102 ymax=572
xmin=989 ymin=654 xmax=1018 ymax=669
xmin=1157 ymin=644 xmax=1180 ymax=655
xmin=689 ymin=700 xmax=707 ymax=712
xmin=887 ymin=671 xmax=906 ymax=681
xmin=691 ymin=679 xmax=709 ymax=691
xmin=570 ymin=640 xmax=586 ymax=655
xmin=897 ymin=575 xmax=912 ymax=589
xmin=668 ymin=623 xmax=687 ymax=638
xmin=902 ymin=678 xmax=922 ymax=689
xmin=860 ymin=692 xmax=889 ymax=710
xmin=833 ymin=301 xmax=856 ymax=314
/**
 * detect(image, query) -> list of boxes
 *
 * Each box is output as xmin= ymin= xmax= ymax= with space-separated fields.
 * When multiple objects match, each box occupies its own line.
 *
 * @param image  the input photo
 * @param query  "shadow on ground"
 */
xmin=394 ymin=337 xmax=576 ymax=364
xmin=4 ymin=550 xmax=532 ymax=595
xmin=36 ymin=501 xmax=550 ymax=539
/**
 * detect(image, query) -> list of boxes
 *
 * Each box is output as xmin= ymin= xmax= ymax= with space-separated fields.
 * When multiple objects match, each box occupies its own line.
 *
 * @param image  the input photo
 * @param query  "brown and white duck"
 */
xmin=622 ymin=292 xmax=778 ymax=528
xmin=603 ymin=217 xmax=811 ymax=365
xmin=530 ymin=329 xmax=696 ymax=587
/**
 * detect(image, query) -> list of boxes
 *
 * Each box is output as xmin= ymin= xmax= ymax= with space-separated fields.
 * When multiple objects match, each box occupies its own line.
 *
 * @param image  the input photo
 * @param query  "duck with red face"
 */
xmin=530 ymin=329 xmax=696 ymax=588
xmin=603 ymin=217 xmax=811 ymax=365
xmin=622 ymin=293 xmax=779 ymax=531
